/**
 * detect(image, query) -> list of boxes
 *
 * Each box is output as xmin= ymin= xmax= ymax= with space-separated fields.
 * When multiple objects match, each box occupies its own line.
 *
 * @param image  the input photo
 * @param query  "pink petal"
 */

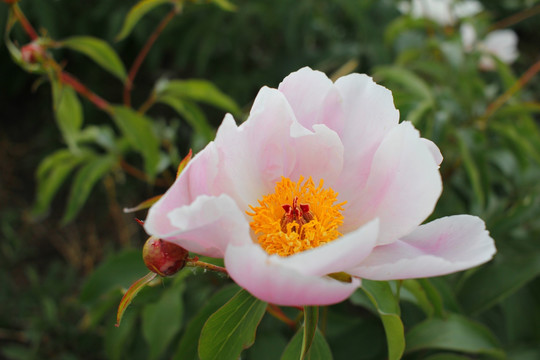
xmin=213 ymin=88 xmax=345 ymax=208
xmin=275 ymin=219 xmax=379 ymax=276
xmin=332 ymin=73 xmax=400 ymax=204
xmin=144 ymin=142 xmax=222 ymax=236
xmin=348 ymin=215 xmax=496 ymax=280
xmin=225 ymin=242 xmax=361 ymax=306
xmin=147 ymin=194 xmax=249 ymax=258
xmin=342 ymin=122 xmax=442 ymax=244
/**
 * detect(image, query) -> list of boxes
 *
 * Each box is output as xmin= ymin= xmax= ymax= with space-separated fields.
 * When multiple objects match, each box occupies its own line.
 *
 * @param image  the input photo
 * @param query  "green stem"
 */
xmin=301 ymin=306 xmax=319 ymax=360
xmin=185 ymin=260 xmax=229 ymax=275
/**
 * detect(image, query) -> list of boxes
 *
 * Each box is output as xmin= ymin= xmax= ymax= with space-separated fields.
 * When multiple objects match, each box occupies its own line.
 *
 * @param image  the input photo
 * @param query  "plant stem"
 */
xmin=60 ymin=72 xmax=111 ymax=111
xmin=479 ymin=57 xmax=540 ymax=128
xmin=12 ymin=4 xmax=38 ymax=40
xmin=123 ymin=7 xmax=179 ymax=107
xmin=266 ymin=304 xmax=297 ymax=329
xmin=491 ymin=4 xmax=540 ymax=30
xmin=185 ymin=260 xmax=229 ymax=275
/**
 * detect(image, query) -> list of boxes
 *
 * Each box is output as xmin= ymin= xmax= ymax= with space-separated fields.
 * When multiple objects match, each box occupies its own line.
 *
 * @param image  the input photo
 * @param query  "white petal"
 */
xmin=349 ymin=215 xmax=496 ymax=280
xmin=225 ymin=242 xmax=361 ymax=306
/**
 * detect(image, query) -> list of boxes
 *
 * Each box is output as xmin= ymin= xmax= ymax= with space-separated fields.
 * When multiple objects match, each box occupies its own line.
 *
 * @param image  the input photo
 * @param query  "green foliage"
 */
xmin=60 ymin=36 xmax=127 ymax=81
xmin=198 ymin=289 xmax=267 ymax=360
xmin=4 ymin=0 xmax=540 ymax=359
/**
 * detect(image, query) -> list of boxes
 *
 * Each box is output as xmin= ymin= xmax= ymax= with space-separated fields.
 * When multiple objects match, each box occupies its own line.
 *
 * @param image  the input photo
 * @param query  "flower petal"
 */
xmin=342 ymin=122 xmax=442 ymax=244
xmin=225 ymin=242 xmax=361 ymax=306
xmin=148 ymin=194 xmax=249 ymax=258
xmin=276 ymin=219 xmax=379 ymax=276
xmin=348 ymin=215 xmax=496 ymax=280
xmin=332 ymin=73 xmax=399 ymax=202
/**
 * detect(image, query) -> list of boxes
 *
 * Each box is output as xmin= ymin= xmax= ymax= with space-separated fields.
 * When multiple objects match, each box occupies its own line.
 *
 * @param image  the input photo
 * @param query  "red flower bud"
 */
xmin=142 ymin=237 xmax=189 ymax=276
xmin=20 ymin=42 xmax=45 ymax=64
xmin=3 ymin=0 xmax=19 ymax=4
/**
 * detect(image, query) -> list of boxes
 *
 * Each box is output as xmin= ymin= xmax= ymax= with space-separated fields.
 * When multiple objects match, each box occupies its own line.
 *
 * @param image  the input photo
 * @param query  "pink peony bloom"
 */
xmin=144 ymin=67 xmax=496 ymax=306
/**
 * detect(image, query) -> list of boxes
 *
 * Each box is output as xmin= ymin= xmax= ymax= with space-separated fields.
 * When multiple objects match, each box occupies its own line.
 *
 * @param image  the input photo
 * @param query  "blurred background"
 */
xmin=1 ymin=0 xmax=540 ymax=359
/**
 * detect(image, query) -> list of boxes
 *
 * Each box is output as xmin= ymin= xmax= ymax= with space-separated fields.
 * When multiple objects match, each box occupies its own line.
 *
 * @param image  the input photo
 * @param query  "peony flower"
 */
xmin=144 ymin=67 xmax=496 ymax=306
xmin=460 ymin=23 xmax=519 ymax=70
xmin=398 ymin=0 xmax=483 ymax=26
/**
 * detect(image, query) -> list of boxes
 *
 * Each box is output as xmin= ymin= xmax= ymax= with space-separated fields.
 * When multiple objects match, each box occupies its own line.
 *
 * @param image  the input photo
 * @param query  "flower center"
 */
xmin=247 ymin=176 xmax=346 ymax=256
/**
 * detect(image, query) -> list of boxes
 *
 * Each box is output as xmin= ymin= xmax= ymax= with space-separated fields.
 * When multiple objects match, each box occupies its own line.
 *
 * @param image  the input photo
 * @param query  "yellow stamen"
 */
xmin=247 ymin=176 xmax=346 ymax=256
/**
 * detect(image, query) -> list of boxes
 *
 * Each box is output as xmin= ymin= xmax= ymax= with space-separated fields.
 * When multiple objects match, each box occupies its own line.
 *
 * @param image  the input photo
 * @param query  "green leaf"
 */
xmin=156 ymin=78 xmax=241 ymax=117
xmin=80 ymin=249 xmax=149 ymax=305
xmin=173 ymin=285 xmax=239 ymax=360
xmin=142 ymin=279 xmax=186 ymax=360
xmin=32 ymin=149 xmax=89 ymax=217
xmin=61 ymin=154 xmax=117 ymax=224
xmin=111 ymin=106 xmax=161 ymax=178
xmin=301 ymin=306 xmax=319 ymax=360
xmin=198 ymin=289 xmax=267 ymax=360
xmin=51 ymin=80 xmax=83 ymax=151
xmin=210 ymin=0 xmax=237 ymax=11
xmin=373 ymin=65 xmax=433 ymax=103
xmin=105 ymin=307 xmax=138 ymax=360
xmin=61 ymin=36 xmax=127 ymax=81
xmin=157 ymin=95 xmax=215 ymax=144
xmin=457 ymin=253 xmax=540 ymax=314
xmin=405 ymin=314 xmax=505 ymax=359
xmin=402 ymin=279 xmax=445 ymax=318
xmin=361 ymin=280 xmax=405 ymax=360
xmin=281 ymin=328 xmax=333 ymax=360
xmin=116 ymin=272 xmax=157 ymax=327
xmin=116 ymin=0 xmax=174 ymax=41
xmin=456 ymin=130 xmax=485 ymax=208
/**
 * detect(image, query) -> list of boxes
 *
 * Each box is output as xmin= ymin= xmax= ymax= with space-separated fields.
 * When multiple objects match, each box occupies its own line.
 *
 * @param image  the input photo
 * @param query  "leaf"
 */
xmin=116 ymin=0 xmax=173 ymax=41
xmin=176 ymin=149 xmax=192 ymax=177
xmin=157 ymin=96 xmax=215 ymax=148
xmin=32 ymin=149 xmax=89 ymax=217
xmin=405 ymin=314 xmax=505 ymax=359
xmin=61 ymin=36 xmax=127 ymax=81
xmin=123 ymin=195 xmax=163 ymax=213
xmin=198 ymin=289 xmax=267 ymax=360
xmin=61 ymin=154 xmax=117 ymax=224
xmin=116 ymin=272 xmax=157 ymax=327
xmin=142 ymin=279 xmax=186 ymax=360
xmin=105 ymin=307 xmax=138 ymax=360
xmin=173 ymin=285 xmax=240 ymax=360
xmin=373 ymin=65 xmax=433 ymax=102
xmin=402 ymin=279 xmax=445 ymax=318
xmin=155 ymin=78 xmax=241 ymax=116
xmin=80 ymin=249 xmax=149 ymax=306
xmin=301 ymin=306 xmax=319 ymax=359
xmin=456 ymin=130 xmax=485 ymax=208
xmin=457 ymin=253 xmax=540 ymax=314
xmin=210 ymin=0 xmax=236 ymax=11
xmin=51 ymin=80 xmax=83 ymax=151
xmin=281 ymin=328 xmax=333 ymax=360
xmin=361 ymin=280 xmax=405 ymax=360
xmin=111 ymin=106 xmax=161 ymax=178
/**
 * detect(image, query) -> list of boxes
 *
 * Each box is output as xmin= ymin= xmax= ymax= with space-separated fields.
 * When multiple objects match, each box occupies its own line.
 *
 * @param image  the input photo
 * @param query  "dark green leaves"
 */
xmin=116 ymin=0 xmax=174 ymax=41
xmin=405 ymin=314 xmax=505 ymax=359
xmin=61 ymin=36 xmax=126 ymax=81
xmin=281 ymin=328 xmax=332 ymax=360
xmin=361 ymin=280 xmax=405 ymax=360
xmin=198 ymin=289 xmax=267 ymax=360
xmin=111 ymin=106 xmax=161 ymax=178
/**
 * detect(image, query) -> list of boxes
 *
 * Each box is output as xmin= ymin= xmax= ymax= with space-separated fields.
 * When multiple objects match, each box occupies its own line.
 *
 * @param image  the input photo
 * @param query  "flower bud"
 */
xmin=21 ymin=42 xmax=45 ymax=64
xmin=142 ymin=236 xmax=189 ymax=276
xmin=3 ymin=0 xmax=19 ymax=4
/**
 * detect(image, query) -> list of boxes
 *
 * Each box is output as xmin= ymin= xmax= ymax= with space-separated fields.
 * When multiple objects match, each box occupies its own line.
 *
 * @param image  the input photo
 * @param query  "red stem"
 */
xmin=123 ymin=7 xmax=178 ymax=107
xmin=12 ymin=4 xmax=38 ymax=40
xmin=491 ymin=4 xmax=540 ymax=30
xmin=60 ymin=72 xmax=111 ymax=111
xmin=480 ymin=57 xmax=540 ymax=127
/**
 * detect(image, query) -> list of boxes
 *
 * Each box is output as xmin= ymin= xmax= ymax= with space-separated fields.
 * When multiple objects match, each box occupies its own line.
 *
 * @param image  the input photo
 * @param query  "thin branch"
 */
xmin=59 ymin=72 xmax=111 ymax=111
xmin=491 ymin=4 xmax=540 ymax=30
xmin=266 ymin=304 xmax=297 ymax=329
xmin=479 ymin=57 xmax=540 ymax=128
xmin=123 ymin=7 xmax=179 ymax=107
xmin=12 ymin=3 xmax=38 ymax=40
xmin=185 ymin=260 xmax=229 ymax=275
